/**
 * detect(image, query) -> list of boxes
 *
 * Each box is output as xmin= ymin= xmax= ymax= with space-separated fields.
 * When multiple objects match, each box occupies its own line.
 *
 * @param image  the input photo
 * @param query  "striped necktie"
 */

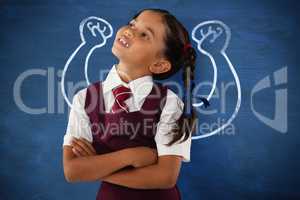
xmin=111 ymin=85 xmax=132 ymax=113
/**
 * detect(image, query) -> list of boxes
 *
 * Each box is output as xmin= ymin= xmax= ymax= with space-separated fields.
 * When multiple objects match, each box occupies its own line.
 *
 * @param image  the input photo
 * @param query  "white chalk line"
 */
xmin=61 ymin=16 xmax=113 ymax=114
xmin=191 ymin=20 xmax=242 ymax=140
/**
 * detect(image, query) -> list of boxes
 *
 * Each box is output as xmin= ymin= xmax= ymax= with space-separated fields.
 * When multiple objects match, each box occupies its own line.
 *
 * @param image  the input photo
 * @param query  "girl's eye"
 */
xmin=140 ymin=32 xmax=149 ymax=40
xmin=126 ymin=22 xmax=150 ymax=40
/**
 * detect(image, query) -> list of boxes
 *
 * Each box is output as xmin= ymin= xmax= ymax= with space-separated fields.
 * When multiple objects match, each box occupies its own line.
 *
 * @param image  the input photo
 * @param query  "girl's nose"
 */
xmin=124 ymin=28 xmax=134 ymax=39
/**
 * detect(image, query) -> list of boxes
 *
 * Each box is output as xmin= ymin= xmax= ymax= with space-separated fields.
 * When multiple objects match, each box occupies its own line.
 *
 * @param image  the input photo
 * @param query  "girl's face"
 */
xmin=112 ymin=11 xmax=168 ymax=71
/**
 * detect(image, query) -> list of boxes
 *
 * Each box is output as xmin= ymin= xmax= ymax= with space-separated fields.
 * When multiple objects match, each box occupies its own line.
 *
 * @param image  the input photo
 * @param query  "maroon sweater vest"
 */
xmin=84 ymin=81 xmax=181 ymax=200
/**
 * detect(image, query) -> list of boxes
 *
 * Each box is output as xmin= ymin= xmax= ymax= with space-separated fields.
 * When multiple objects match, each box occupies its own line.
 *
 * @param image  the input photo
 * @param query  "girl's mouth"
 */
xmin=117 ymin=36 xmax=130 ymax=48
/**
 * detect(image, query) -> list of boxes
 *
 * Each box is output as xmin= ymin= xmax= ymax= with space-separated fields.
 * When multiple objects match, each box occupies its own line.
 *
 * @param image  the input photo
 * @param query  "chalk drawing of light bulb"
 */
xmin=191 ymin=20 xmax=242 ymax=140
xmin=61 ymin=16 xmax=113 ymax=110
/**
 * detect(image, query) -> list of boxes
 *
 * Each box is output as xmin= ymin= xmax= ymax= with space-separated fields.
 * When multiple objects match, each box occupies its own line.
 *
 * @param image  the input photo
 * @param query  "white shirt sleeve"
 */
xmin=154 ymin=89 xmax=192 ymax=162
xmin=62 ymin=88 xmax=93 ymax=147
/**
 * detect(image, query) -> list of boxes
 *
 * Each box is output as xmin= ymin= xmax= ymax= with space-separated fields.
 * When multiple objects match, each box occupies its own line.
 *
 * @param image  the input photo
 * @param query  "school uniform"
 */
xmin=63 ymin=64 xmax=191 ymax=200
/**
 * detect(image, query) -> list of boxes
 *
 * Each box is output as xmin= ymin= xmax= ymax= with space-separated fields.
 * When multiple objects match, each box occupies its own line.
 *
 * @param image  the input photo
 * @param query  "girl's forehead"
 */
xmin=134 ymin=11 xmax=166 ymax=39
xmin=135 ymin=11 xmax=163 ymax=25
xmin=136 ymin=10 xmax=161 ymax=19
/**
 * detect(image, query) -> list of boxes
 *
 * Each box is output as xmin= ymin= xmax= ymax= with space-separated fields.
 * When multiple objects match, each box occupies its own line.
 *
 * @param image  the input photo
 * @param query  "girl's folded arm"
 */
xmin=102 ymin=155 xmax=182 ymax=189
xmin=63 ymin=146 xmax=133 ymax=183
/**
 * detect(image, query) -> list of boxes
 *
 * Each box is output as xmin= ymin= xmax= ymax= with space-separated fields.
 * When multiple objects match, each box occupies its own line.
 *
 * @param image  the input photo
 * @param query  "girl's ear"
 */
xmin=149 ymin=60 xmax=171 ymax=74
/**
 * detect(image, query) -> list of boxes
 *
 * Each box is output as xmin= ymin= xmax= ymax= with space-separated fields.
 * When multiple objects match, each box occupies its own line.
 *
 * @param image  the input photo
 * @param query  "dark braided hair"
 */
xmin=131 ymin=8 xmax=198 ymax=146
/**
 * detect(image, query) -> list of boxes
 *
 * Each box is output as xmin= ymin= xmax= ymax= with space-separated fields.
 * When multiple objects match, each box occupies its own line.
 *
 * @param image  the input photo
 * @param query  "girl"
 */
xmin=63 ymin=8 xmax=197 ymax=200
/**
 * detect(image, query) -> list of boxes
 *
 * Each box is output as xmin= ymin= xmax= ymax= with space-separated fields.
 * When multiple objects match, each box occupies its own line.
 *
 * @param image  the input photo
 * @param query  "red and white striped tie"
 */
xmin=111 ymin=85 xmax=132 ymax=113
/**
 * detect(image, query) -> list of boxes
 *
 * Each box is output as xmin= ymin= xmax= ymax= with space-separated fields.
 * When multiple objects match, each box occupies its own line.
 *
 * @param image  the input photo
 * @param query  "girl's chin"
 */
xmin=112 ymin=46 xmax=132 ymax=60
xmin=112 ymin=46 xmax=122 ymax=57
xmin=112 ymin=44 xmax=127 ymax=54
xmin=112 ymin=50 xmax=129 ymax=64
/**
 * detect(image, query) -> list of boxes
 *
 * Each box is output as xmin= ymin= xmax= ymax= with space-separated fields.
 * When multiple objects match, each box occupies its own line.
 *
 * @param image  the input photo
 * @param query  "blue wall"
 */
xmin=0 ymin=0 xmax=299 ymax=199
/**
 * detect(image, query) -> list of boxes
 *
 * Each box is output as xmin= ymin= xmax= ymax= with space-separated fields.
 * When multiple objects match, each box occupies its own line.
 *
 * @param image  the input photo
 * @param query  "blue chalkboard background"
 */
xmin=1 ymin=0 xmax=299 ymax=199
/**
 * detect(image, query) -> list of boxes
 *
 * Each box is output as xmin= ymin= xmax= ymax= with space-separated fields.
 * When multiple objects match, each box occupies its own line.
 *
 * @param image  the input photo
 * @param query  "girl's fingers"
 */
xmin=72 ymin=143 xmax=88 ymax=156
xmin=72 ymin=139 xmax=91 ymax=155
xmin=72 ymin=138 xmax=94 ymax=155
xmin=79 ymin=137 xmax=96 ymax=154
xmin=72 ymin=147 xmax=83 ymax=157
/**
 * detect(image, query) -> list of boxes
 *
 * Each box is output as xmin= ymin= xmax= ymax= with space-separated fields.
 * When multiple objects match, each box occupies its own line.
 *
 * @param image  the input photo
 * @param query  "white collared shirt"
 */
xmin=62 ymin=64 xmax=191 ymax=162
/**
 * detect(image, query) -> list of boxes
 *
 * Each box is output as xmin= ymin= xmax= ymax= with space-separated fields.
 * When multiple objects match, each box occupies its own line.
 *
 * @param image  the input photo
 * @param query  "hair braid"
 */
xmin=131 ymin=8 xmax=199 ymax=145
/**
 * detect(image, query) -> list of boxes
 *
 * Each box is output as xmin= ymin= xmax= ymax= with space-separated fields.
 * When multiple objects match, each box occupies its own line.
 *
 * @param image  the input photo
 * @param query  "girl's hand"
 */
xmin=128 ymin=146 xmax=158 ymax=168
xmin=71 ymin=137 xmax=96 ymax=157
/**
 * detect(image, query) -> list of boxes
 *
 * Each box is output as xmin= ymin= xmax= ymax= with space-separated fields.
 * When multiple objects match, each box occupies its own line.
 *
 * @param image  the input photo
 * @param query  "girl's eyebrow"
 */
xmin=133 ymin=18 xmax=155 ymax=38
xmin=146 ymin=27 xmax=155 ymax=38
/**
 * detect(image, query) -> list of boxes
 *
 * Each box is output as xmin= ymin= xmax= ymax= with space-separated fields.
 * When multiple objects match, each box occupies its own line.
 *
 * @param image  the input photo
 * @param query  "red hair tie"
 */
xmin=183 ymin=43 xmax=192 ymax=54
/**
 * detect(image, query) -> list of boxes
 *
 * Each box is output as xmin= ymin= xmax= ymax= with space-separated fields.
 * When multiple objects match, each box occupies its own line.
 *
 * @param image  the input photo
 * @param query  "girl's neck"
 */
xmin=116 ymin=62 xmax=152 ymax=83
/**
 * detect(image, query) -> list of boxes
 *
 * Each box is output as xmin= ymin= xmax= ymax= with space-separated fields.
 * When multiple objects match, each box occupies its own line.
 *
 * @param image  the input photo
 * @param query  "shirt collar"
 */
xmin=102 ymin=64 xmax=154 ymax=104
